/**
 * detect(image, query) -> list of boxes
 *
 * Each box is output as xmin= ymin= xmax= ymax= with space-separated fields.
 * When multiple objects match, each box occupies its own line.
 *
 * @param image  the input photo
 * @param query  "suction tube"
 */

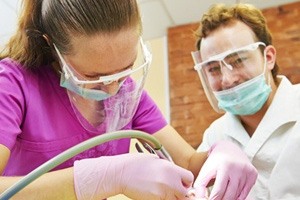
xmin=0 ymin=130 xmax=172 ymax=200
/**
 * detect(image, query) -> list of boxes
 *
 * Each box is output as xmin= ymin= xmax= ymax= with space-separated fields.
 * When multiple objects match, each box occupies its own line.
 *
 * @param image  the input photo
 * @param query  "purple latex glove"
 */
xmin=193 ymin=141 xmax=257 ymax=200
xmin=74 ymin=153 xmax=194 ymax=200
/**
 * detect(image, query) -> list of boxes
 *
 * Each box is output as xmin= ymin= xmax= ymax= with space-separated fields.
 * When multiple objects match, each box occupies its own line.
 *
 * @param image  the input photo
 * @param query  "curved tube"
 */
xmin=0 ymin=130 xmax=168 ymax=200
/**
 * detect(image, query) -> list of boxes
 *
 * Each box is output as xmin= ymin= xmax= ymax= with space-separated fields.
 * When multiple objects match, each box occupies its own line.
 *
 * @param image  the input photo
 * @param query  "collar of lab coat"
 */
xmin=253 ymin=75 xmax=300 ymax=134
xmin=246 ymin=75 xmax=300 ymax=159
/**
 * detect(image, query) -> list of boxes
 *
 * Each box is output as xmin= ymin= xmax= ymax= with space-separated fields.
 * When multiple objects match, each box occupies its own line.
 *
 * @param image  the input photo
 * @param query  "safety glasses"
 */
xmin=193 ymin=42 xmax=265 ymax=72
xmin=191 ymin=42 xmax=267 ymax=113
xmin=192 ymin=42 xmax=266 ymax=91
xmin=54 ymin=37 xmax=152 ymax=86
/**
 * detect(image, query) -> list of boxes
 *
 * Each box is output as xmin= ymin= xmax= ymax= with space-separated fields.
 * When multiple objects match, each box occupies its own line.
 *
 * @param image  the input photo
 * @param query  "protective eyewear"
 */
xmin=54 ymin=37 xmax=152 ymax=86
xmin=193 ymin=42 xmax=265 ymax=73
xmin=192 ymin=42 xmax=266 ymax=90
xmin=191 ymin=42 xmax=266 ymax=113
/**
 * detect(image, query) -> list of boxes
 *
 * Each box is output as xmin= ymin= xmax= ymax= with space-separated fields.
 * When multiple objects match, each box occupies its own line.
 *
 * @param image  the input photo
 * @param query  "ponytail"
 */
xmin=0 ymin=0 xmax=53 ymax=69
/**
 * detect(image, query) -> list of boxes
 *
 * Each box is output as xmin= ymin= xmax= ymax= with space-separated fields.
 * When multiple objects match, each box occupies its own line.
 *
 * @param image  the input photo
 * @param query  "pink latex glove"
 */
xmin=74 ymin=153 xmax=194 ymax=200
xmin=193 ymin=141 xmax=257 ymax=200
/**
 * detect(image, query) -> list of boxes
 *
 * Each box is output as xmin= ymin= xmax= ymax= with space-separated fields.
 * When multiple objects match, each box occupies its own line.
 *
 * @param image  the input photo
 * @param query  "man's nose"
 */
xmin=220 ymin=62 xmax=239 ymax=89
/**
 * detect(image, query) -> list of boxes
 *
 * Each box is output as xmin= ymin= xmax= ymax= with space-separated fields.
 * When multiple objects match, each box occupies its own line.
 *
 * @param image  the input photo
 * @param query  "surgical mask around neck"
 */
xmin=60 ymin=74 xmax=124 ymax=101
xmin=213 ymin=73 xmax=271 ymax=115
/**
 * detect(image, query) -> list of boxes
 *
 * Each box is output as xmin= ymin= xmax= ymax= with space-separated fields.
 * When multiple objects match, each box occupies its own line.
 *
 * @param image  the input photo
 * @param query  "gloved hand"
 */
xmin=74 ymin=153 xmax=194 ymax=200
xmin=193 ymin=140 xmax=257 ymax=200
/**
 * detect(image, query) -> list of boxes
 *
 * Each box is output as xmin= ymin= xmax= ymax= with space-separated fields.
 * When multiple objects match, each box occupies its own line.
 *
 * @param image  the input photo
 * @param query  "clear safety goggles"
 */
xmin=192 ymin=42 xmax=266 ymax=91
xmin=54 ymin=37 xmax=152 ymax=88
xmin=191 ymin=42 xmax=266 ymax=112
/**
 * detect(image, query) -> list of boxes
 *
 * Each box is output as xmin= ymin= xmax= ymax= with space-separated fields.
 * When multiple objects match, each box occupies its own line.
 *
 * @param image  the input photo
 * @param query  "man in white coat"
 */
xmin=191 ymin=3 xmax=300 ymax=200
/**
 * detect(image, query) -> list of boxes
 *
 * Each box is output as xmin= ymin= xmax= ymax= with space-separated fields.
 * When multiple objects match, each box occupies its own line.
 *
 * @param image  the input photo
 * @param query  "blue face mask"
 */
xmin=60 ymin=74 xmax=122 ymax=101
xmin=213 ymin=74 xmax=271 ymax=115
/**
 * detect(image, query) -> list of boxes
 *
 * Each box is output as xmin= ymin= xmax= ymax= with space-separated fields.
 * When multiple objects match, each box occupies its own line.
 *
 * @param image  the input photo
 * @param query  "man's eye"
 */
xmin=205 ymin=64 xmax=221 ymax=76
xmin=229 ymin=57 xmax=247 ymax=68
xmin=203 ymin=61 xmax=221 ymax=75
xmin=209 ymin=66 xmax=221 ymax=72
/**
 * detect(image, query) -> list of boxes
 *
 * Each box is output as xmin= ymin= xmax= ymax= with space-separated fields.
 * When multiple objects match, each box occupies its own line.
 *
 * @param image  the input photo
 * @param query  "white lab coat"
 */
xmin=197 ymin=76 xmax=300 ymax=200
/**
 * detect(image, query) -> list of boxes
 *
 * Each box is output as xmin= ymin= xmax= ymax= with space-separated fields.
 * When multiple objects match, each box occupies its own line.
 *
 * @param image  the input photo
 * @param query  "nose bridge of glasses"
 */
xmin=218 ymin=60 xmax=240 ymax=88
xmin=103 ymin=79 xmax=118 ymax=85
xmin=88 ymin=80 xmax=118 ymax=95
xmin=220 ymin=59 xmax=233 ymax=71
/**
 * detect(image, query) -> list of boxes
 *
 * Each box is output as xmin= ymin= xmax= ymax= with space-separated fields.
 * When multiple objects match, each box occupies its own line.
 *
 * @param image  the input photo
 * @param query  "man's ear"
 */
xmin=265 ymin=45 xmax=276 ymax=70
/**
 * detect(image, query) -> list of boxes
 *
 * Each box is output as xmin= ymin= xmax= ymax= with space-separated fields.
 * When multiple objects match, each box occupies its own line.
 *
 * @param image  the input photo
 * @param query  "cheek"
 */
xmin=207 ymin=76 xmax=222 ymax=91
xmin=244 ymin=61 xmax=265 ymax=77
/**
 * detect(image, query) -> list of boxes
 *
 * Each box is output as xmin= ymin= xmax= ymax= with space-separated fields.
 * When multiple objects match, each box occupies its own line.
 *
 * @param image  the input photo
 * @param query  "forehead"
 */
xmin=200 ymin=21 xmax=257 ymax=60
xmin=65 ymin=28 xmax=140 ymax=74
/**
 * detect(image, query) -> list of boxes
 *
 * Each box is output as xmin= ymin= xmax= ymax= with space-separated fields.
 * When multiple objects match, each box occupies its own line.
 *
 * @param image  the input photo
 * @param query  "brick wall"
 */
xmin=167 ymin=1 xmax=300 ymax=148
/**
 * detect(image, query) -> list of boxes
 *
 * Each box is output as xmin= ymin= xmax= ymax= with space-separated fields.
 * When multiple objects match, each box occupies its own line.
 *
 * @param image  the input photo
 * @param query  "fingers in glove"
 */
xmin=193 ymin=169 xmax=217 ymax=199
xmin=174 ymin=168 xmax=194 ymax=199
xmin=237 ymin=168 xmax=257 ymax=200
xmin=208 ymin=170 xmax=229 ymax=200
xmin=218 ymin=176 xmax=241 ymax=200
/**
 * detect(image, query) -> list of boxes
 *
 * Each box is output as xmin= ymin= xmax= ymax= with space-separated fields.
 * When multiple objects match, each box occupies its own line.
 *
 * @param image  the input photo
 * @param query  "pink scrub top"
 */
xmin=0 ymin=58 xmax=167 ymax=175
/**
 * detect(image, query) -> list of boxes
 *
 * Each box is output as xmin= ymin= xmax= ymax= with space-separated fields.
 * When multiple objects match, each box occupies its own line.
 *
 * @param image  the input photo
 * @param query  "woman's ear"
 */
xmin=265 ymin=45 xmax=276 ymax=70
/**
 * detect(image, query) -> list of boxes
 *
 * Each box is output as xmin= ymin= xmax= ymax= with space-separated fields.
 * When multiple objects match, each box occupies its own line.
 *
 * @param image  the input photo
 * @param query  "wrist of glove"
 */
xmin=193 ymin=141 xmax=257 ymax=200
xmin=74 ymin=153 xmax=194 ymax=200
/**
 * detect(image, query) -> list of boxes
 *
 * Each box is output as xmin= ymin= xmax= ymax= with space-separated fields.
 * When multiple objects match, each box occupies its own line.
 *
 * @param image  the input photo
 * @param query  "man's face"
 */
xmin=199 ymin=21 xmax=265 ymax=92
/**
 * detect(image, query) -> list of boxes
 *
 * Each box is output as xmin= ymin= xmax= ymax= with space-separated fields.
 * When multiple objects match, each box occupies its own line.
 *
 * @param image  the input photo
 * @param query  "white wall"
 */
xmin=0 ymin=0 xmax=20 ymax=49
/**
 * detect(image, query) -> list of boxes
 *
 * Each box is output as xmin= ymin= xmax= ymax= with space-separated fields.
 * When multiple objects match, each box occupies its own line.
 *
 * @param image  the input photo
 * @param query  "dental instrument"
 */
xmin=0 ymin=130 xmax=170 ymax=200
